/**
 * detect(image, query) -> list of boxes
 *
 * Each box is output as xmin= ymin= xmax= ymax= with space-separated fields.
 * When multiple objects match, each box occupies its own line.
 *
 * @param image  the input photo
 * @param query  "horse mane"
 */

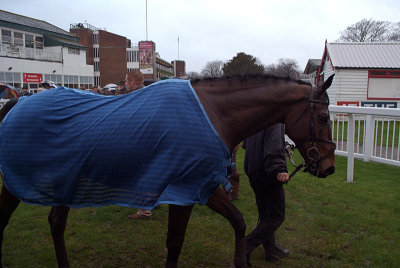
xmin=190 ymin=74 xmax=311 ymax=86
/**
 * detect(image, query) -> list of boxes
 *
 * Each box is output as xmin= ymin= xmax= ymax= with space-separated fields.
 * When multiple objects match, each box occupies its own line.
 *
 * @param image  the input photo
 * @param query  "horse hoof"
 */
xmin=229 ymin=260 xmax=247 ymax=268
xmin=246 ymin=253 xmax=252 ymax=267
xmin=165 ymin=260 xmax=178 ymax=268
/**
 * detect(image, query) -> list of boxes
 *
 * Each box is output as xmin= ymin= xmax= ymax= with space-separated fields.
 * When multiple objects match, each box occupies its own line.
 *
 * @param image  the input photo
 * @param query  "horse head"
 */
xmin=285 ymin=74 xmax=336 ymax=178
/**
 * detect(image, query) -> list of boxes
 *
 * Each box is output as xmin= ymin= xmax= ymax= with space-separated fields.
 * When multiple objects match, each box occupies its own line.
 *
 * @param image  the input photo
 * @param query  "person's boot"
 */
xmin=245 ymin=234 xmax=260 ymax=267
xmin=265 ymin=245 xmax=289 ymax=261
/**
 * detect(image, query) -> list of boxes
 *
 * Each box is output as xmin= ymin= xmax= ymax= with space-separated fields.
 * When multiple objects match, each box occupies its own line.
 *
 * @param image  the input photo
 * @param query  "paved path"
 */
xmin=336 ymin=141 xmax=399 ymax=160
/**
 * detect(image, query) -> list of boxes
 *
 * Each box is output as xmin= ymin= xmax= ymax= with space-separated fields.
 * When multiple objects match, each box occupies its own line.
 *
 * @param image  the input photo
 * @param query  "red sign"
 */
xmin=337 ymin=101 xmax=359 ymax=106
xmin=23 ymin=73 xmax=42 ymax=83
xmin=139 ymin=41 xmax=154 ymax=74
xmin=139 ymin=41 xmax=154 ymax=50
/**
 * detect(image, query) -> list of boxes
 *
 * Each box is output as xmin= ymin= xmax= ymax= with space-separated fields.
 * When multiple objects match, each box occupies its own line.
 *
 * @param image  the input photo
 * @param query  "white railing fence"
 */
xmin=329 ymin=105 xmax=400 ymax=182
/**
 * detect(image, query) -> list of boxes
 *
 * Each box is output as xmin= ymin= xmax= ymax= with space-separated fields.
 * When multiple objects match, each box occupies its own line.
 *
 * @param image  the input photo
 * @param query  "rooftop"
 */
xmin=326 ymin=42 xmax=400 ymax=69
xmin=0 ymin=9 xmax=74 ymax=37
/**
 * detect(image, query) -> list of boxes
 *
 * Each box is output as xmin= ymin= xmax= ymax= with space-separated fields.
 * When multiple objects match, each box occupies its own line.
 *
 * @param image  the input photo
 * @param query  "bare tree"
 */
xmin=201 ymin=60 xmax=224 ymax=78
xmin=338 ymin=18 xmax=393 ymax=42
xmin=388 ymin=22 xmax=400 ymax=41
xmin=187 ymin=71 xmax=202 ymax=79
xmin=265 ymin=58 xmax=300 ymax=80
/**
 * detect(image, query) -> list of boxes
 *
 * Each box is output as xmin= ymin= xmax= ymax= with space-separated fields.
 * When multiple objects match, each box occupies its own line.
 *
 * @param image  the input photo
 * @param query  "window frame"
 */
xmin=25 ymin=34 xmax=34 ymax=48
xmin=13 ymin=32 xmax=23 ymax=46
xmin=1 ymin=29 xmax=12 ymax=44
xmin=35 ymin=36 xmax=44 ymax=49
xmin=367 ymin=69 xmax=400 ymax=100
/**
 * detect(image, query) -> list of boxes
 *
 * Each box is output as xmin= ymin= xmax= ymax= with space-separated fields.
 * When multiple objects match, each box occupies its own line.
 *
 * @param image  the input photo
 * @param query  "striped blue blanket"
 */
xmin=0 ymin=79 xmax=231 ymax=209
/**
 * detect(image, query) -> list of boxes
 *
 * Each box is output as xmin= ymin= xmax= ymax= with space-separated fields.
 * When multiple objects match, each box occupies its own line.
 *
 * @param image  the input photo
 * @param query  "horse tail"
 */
xmin=0 ymin=98 xmax=18 ymax=123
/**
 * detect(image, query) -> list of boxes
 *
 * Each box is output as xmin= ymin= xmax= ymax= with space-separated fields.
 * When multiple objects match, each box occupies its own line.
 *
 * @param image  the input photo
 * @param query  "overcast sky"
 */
xmin=1 ymin=0 xmax=399 ymax=73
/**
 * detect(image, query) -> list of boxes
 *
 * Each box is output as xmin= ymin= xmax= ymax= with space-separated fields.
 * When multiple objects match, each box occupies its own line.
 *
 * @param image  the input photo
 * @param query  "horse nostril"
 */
xmin=325 ymin=166 xmax=335 ymax=176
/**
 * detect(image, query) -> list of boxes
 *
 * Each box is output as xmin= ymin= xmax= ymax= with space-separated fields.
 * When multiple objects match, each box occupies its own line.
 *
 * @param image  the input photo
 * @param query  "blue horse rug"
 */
xmin=0 ymin=79 xmax=231 ymax=209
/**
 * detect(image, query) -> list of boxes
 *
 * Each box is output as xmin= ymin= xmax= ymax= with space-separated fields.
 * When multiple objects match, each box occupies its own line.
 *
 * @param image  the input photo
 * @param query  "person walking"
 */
xmin=243 ymin=123 xmax=291 ymax=265
xmin=124 ymin=70 xmax=152 ymax=220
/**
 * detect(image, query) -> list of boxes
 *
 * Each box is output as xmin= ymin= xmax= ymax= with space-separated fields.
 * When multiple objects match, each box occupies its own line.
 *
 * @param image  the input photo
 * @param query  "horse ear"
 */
xmin=321 ymin=74 xmax=335 ymax=92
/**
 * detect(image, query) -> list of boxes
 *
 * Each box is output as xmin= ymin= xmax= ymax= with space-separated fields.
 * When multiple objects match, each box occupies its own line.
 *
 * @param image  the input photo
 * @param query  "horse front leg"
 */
xmin=48 ymin=205 xmax=70 ymax=268
xmin=165 ymin=204 xmax=194 ymax=268
xmin=207 ymin=188 xmax=246 ymax=268
xmin=0 ymin=185 xmax=20 ymax=267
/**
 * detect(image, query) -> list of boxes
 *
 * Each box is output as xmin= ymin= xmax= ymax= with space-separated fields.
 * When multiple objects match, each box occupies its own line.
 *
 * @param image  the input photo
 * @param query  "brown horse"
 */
xmin=0 ymin=74 xmax=335 ymax=268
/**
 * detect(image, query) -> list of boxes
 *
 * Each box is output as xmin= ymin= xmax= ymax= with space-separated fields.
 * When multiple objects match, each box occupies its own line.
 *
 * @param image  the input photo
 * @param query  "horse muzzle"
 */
xmin=318 ymin=165 xmax=335 ymax=178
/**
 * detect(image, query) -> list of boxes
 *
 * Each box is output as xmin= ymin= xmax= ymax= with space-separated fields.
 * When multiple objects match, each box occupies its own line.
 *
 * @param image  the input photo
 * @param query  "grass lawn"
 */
xmin=1 ymin=148 xmax=400 ymax=267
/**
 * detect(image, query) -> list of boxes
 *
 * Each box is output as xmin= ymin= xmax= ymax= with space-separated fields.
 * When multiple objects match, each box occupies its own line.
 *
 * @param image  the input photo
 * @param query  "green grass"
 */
xmin=2 ymin=148 xmax=400 ymax=267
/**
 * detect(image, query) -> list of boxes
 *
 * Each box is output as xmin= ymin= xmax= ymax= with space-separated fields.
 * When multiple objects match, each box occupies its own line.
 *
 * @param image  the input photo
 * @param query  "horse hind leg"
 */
xmin=48 ymin=205 xmax=70 ymax=268
xmin=0 ymin=185 xmax=20 ymax=267
xmin=165 ymin=204 xmax=194 ymax=268
xmin=206 ymin=188 xmax=246 ymax=268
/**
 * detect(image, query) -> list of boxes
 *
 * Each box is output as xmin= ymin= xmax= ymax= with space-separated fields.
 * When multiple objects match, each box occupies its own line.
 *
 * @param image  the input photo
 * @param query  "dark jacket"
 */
xmin=243 ymin=123 xmax=287 ymax=183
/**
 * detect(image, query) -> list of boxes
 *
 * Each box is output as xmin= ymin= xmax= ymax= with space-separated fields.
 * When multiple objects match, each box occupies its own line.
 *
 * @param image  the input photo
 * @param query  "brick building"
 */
xmin=0 ymin=9 xmax=184 ymax=92
xmin=71 ymin=23 xmax=183 ymax=87
xmin=71 ymin=23 xmax=130 ymax=87
xmin=172 ymin=60 xmax=186 ymax=77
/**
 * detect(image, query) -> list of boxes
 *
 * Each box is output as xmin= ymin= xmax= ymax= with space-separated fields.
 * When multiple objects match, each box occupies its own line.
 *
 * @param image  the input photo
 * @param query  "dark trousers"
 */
xmin=246 ymin=176 xmax=285 ymax=255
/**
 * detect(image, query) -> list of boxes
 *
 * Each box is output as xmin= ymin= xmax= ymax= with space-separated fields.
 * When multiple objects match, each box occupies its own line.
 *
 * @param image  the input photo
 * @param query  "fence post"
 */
xmin=364 ymin=115 xmax=375 ymax=162
xmin=346 ymin=114 xmax=355 ymax=182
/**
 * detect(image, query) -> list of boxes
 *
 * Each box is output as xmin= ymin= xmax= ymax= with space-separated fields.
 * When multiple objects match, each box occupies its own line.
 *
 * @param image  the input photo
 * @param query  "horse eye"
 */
xmin=318 ymin=114 xmax=329 ymax=124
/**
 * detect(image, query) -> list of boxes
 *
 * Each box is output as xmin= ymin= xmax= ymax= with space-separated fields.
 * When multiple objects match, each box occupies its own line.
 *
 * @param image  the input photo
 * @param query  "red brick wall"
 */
xmin=99 ymin=31 xmax=127 ymax=87
xmin=70 ymin=28 xmax=93 ymax=65
xmin=173 ymin=60 xmax=186 ymax=77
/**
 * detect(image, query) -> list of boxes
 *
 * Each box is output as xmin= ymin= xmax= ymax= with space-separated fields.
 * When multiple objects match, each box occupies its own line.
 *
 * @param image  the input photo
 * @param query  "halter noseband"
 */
xmin=287 ymin=85 xmax=336 ymax=177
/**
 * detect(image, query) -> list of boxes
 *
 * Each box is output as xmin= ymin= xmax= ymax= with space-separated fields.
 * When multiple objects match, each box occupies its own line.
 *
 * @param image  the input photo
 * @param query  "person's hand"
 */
xmin=277 ymin=172 xmax=290 ymax=183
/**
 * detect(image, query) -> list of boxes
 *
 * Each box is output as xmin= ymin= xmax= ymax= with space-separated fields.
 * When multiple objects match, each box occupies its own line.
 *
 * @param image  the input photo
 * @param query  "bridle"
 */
xmin=286 ymin=85 xmax=336 ymax=177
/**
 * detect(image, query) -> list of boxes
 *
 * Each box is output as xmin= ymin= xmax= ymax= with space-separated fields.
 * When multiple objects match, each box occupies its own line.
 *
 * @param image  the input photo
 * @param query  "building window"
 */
xmin=127 ymin=50 xmax=138 ymax=62
xmin=1 ymin=30 xmax=11 ymax=44
xmin=68 ymin=47 xmax=80 ymax=55
xmin=25 ymin=34 xmax=34 ymax=48
xmin=0 ymin=72 xmax=21 ymax=88
xmin=368 ymin=70 xmax=400 ymax=100
xmin=35 ymin=36 xmax=43 ymax=49
xmin=94 ymin=76 xmax=101 ymax=86
xmin=93 ymin=47 xmax=99 ymax=58
xmin=13 ymin=32 xmax=23 ymax=46
xmin=94 ymin=61 xmax=100 ymax=72
xmin=29 ymin=83 xmax=39 ymax=89
xmin=44 ymin=74 xmax=62 ymax=85
xmin=79 ymin=76 xmax=94 ymax=89
xmin=93 ymin=33 xmax=99 ymax=45
xmin=64 ymin=75 xmax=79 ymax=88
xmin=369 ymin=70 xmax=400 ymax=78
xmin=389 ymin=71 xmax=400 ymax=76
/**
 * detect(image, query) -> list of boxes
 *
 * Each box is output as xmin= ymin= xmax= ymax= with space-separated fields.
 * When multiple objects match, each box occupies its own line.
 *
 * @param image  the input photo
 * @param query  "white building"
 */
xmin=0 ymin=10 xmax=94 ymax=93
xmin=318 ymin=41 xmax=400 ymax=108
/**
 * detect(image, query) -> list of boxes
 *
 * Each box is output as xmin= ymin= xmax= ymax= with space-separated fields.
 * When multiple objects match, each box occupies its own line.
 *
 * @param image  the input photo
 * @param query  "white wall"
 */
xmin=334 ymin=69 xmax=368 ymax=102
xmin=62 ymin=48 xmax=93 ymax=77
xmin=0 ymin=56 xmax=60 ymax=74
xmin=0 ymin=46 xmax=94 ymax=85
